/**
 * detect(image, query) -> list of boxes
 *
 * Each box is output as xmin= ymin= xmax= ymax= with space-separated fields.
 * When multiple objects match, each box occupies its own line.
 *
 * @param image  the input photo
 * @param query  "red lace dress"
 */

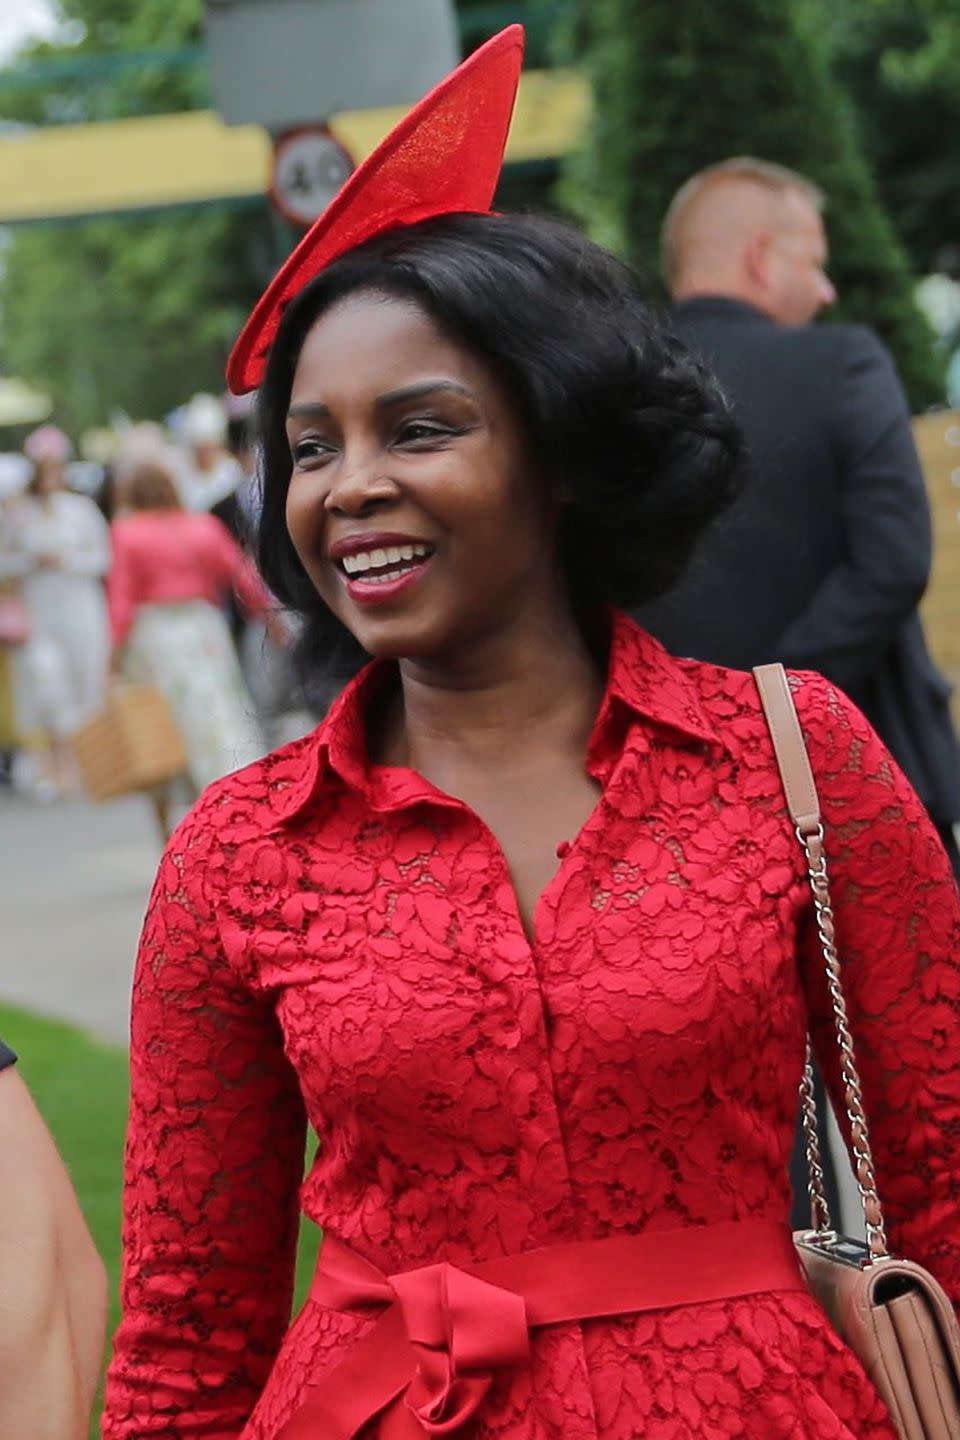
xmin=102 ymin=611 xmax=960 ymax=1440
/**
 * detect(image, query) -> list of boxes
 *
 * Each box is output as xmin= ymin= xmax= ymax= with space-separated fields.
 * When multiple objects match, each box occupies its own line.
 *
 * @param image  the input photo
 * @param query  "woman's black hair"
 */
xmin=255 ymin=211 xmax=742 ymax=676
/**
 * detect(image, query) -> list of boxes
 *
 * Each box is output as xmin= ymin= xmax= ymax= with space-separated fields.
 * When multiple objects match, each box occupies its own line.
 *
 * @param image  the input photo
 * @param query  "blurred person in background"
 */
xmin=108 ymin=456 xmax=286 ymax=791
xmin=0 ymin=549 xmax=27 ymax=789
xmin=639 ymin=156 xmax=960 ymax=877
xmin=223 ymin=391 xmax=263 ymax=541
xmin=108 ymin=421 xmax=177 ymax=522
xmin=6 ymin=425 xmax=111 ymax=798
xmin=0 ymin=457 xmax=33 ymax=787
xmin=176 ymin=391 xmax=245 ymax=515
xmin=0 ymin=1039 xmax=107 ymax=1439
xmin=224 ymin=395 xmax=320 ymax=744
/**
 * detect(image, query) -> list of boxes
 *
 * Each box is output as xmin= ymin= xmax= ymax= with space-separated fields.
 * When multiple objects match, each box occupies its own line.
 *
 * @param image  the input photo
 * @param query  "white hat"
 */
xmin=181 ymin=393 xmax=226 ymax=446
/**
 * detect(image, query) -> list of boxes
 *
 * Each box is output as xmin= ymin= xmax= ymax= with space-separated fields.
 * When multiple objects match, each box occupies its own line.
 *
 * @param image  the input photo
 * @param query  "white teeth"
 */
xmin=340 ymin=543 xmax=434 ymax=576
xmin=358 ymin=568 xmax=406 ymax=584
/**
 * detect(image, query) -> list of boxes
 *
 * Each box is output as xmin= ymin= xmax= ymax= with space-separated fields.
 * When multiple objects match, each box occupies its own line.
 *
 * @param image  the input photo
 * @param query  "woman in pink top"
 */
xmin=109 ymin=459 xmax=281 ymax=791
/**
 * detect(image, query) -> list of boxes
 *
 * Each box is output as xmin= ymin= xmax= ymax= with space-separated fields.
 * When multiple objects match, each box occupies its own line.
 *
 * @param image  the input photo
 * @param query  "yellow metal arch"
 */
xmin=0 ymin=68 xmax=590 ymax=224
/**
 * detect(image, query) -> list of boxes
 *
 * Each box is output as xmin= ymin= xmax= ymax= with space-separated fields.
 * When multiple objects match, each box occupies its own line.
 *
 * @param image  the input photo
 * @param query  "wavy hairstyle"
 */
xmin=255 ymin=212 xmax=742 ymax=673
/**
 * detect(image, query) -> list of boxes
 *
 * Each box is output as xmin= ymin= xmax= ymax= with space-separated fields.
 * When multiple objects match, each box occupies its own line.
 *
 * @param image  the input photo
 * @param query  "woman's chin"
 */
xmin=345 ymin=614 xmax=448 ymax=663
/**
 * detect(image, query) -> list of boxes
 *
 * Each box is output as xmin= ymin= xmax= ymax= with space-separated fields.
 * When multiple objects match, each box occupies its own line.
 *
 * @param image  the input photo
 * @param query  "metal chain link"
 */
xmin=798 ymin=1041 xmax=832 ymax=1233
xmin=798 ymin=822 xmax=889 ymax=1260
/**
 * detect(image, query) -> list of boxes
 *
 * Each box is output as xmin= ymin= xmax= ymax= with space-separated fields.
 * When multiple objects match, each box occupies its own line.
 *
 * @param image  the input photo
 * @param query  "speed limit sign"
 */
xmin=270 ymin=125 xmax=355 ymax=228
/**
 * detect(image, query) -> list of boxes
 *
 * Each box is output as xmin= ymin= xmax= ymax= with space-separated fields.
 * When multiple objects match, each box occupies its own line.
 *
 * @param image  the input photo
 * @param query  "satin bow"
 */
xmin=302 ymin=1234 xmax=529 ymax=1437
xmin=391 ymin=1260 xmax=529 ymax=1433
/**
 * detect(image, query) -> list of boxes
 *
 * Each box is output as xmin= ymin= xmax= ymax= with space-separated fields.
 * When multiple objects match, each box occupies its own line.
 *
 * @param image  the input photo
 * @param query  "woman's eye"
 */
xmin=291 ymin=437 xmax=335 ymax=466
xmin=396 ymin=421 xmax=457 ymax=446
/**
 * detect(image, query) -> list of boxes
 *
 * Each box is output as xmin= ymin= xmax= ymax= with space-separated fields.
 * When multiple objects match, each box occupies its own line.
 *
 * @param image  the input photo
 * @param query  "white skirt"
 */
xmin=16 ymin=580 xmax=109 ymax=737
xmin=122 ymin=601 xmax=266 ymax=792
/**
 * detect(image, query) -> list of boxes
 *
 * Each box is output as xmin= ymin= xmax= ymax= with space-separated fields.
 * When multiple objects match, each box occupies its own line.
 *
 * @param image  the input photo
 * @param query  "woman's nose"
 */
xmin=323 ymin=452 xmax=400 ymax=515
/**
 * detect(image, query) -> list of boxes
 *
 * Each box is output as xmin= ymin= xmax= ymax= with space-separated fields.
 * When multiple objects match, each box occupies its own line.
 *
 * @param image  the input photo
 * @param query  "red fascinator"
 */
xmin=226 ymin=24 xmax=525 ymax=395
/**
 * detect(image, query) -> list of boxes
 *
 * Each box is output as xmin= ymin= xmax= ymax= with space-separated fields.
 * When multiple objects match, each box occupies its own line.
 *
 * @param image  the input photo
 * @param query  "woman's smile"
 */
xmin=329 ymin=530 xmax=437 ymax=605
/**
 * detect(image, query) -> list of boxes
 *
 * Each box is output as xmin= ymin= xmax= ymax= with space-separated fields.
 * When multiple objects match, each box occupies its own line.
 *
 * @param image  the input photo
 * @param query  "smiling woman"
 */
xmin=102 ymin=25 xmax=960 ymax=1440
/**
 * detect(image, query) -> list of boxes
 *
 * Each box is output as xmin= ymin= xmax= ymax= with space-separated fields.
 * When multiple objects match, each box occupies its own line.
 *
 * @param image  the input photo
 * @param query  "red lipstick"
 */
xmin=328 ymin=532 xmax=436 ymax=608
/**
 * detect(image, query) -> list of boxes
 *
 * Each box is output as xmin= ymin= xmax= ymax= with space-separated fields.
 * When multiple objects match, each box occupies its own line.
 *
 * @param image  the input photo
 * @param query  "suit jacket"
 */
xmin=638 ymin=296 xmax=960 ymax=824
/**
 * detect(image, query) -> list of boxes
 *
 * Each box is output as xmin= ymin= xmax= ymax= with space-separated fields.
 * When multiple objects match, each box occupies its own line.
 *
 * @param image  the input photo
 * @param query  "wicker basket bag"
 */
xmin=72 ymin=684 xmax=187 ymax=802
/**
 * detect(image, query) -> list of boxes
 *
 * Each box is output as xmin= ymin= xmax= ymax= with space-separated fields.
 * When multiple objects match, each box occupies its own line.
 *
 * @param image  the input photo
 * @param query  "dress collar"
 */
xmin=269 ymin=610 xmax=725 ymax=827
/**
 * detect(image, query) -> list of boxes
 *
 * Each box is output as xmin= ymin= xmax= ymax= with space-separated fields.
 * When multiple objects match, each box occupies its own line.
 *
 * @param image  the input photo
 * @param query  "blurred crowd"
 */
xmin=0 ymin=393 xmax=320 ymax=805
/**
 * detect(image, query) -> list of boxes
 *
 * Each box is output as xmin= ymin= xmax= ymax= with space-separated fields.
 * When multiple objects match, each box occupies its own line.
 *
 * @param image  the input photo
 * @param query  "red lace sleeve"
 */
xmin=794 ymin=674 xmax=960 ymax=1302
xmin=102 ymin=799 xmax=308 ymax=1439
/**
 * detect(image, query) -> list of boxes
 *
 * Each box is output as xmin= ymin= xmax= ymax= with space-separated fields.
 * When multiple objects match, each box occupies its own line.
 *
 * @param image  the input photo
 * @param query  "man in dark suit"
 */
xmin=639 ymin=157 xmax=960 ymax=872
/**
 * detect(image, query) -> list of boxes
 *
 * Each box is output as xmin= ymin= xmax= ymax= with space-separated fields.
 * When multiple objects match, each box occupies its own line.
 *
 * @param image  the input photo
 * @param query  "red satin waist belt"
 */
xmin=278 ymin=1218 xmax=804 ymax=1440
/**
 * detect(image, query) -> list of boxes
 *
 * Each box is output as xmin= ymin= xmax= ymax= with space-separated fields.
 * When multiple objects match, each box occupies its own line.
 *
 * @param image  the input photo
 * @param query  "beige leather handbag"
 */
xmin=755 ymin=663 xmax=960 ymax=1440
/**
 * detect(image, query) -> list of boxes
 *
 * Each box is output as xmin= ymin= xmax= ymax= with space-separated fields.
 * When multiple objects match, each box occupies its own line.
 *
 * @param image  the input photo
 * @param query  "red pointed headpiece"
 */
xmin=226 ymin=25 xmax=525 ymax=395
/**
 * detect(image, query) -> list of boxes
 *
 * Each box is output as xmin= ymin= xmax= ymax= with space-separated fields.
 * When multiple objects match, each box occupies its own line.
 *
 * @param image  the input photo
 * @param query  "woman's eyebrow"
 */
xmin=287 ymin=380 xmax=473 ymax=424
xmin=375 ymin=380 xmax=473 ymax=408
xmin=287 ymin=401 xmax=331 ymax=422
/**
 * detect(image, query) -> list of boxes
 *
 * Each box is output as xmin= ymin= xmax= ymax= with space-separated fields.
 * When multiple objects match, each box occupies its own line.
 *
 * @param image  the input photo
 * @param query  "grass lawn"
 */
xmin=0 ymin=1002 xmax=320 ymax=1438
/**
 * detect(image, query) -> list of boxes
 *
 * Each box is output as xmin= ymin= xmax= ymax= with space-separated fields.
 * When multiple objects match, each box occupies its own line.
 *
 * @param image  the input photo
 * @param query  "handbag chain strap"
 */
xmin=753 ymin=664 xmax=889 ymax=1261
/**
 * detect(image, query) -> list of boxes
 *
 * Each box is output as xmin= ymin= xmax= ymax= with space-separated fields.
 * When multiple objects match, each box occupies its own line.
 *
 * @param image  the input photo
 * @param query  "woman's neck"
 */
xmin=381 ymin=606 xmax=605 ymax=781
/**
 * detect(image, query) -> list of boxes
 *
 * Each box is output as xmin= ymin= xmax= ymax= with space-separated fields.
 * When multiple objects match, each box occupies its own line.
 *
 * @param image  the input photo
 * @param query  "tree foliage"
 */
xmin=0 ymin=0 xmax=278 ymax=438
xmin=825 ymin=0 xmax=960 ymax=275
xmin=0 ymin=205 xmax=275 ymax=437
xmin=0 ymin=0 xmax=208 ymax=126
xmin=563 ymin=0 xmax=943 ymax=409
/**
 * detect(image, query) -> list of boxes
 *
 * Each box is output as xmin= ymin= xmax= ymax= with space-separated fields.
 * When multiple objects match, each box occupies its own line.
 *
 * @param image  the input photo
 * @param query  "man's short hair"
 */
xmin=661 ymin=157 xmax=826 ymax=287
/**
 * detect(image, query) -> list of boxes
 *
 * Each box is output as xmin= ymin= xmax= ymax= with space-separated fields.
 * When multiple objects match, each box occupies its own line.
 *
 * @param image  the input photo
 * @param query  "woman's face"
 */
xmin=284 ymin=291 xmax=561 ymax=662
xmin=32 ymin=459 xmax=66 ymax=497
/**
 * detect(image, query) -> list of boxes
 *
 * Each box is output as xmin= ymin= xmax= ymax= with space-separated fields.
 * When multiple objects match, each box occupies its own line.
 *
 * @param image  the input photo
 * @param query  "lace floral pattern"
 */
xmin=102 ymin=612 xmax=960 ymax=1440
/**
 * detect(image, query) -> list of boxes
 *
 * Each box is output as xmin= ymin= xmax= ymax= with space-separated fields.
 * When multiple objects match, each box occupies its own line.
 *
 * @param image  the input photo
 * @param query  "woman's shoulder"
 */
xmin=614 ymin=616 xmax=860 ymax=757
xmin=663 ymin=643 xmax=872 ymax=768
xmin=667 ymin=644 xmax=860 ymax=729
xmin=662 ymin=654 xmax=911 ymax=864
xmin=164 ymin=726 xmax=325 ymax=861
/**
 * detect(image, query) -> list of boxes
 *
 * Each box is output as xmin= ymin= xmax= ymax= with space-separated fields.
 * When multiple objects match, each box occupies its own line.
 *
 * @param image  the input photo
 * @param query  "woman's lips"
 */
xmin=340 ymin=550 xmax=435 ymax=606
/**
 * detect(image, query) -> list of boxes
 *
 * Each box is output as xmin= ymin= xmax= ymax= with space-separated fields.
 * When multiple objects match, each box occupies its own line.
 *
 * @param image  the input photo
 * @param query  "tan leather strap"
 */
xmin=754 ymin=662 xmax=890 ymax=1257
xmin=753 ymin=663 xmax=821 ymax=835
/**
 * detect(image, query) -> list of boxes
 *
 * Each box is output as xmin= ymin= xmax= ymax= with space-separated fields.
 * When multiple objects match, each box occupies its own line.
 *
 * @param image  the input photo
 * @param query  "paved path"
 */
xmin=0 ymin=790 xmax=168 ymax=1044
